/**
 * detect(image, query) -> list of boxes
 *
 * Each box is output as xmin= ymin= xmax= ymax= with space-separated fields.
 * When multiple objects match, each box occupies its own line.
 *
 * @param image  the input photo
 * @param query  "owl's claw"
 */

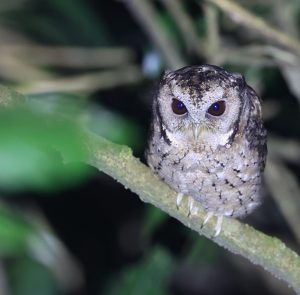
xmin=201 ymin=212 xmax=223 ymax=237
xmin=187 ymin=197 xmax=198 ymax=216
xmin=214 ymin=215 xmax=223 ymax=237
xmin=201 ymin=212 xmax=214 ymax=228
xmin=176 ymin=193 xmax=184 ymax=209
xmin=177 ymin=194 xmax=199 ymax=216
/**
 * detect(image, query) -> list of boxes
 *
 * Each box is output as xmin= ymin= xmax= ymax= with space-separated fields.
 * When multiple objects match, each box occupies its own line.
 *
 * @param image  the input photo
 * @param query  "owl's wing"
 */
xmin=244 ymin=86 xmax=268 ymax=171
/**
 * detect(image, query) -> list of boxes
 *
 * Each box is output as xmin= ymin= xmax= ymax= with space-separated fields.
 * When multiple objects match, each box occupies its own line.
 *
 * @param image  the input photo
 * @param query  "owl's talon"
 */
xmin=176 ymin=193 xmax=184 ymax=209
xmin=188 ymin=197 xmax=198 ymax=217
xmin=191 ymin=205 xmax=199 ymax=216
xmin=201 ymin=213 xmax=223 ymax=236
xmin=214 ymin=215 xmax=223 ymax=237
xmin=187 ymin=197 xmax=199 ymax=216
xmin=201 ymin=212 xmax=214 ymax=228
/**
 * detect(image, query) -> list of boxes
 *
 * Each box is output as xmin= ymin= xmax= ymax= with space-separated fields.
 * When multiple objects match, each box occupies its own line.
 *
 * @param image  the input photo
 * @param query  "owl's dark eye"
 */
xmin=171 ymin=99 xmax=187 ymax=115
xmin=207 ymin=100 xmax=226 ymax=116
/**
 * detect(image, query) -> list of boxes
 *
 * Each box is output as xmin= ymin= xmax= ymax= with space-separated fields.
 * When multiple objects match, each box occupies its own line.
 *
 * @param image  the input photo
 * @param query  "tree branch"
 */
xmin=1 ymin=85 xmax=300 ymax=293
xmin=84 ymin=132 xmax=300 ymax=294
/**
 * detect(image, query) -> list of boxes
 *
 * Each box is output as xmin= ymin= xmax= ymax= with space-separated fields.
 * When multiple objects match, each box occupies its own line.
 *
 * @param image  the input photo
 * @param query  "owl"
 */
xmin=146 ymin=65 xmax=267 ymax=236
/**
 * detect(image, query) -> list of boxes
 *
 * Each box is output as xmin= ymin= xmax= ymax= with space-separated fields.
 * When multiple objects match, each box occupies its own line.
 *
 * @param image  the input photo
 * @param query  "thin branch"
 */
xmin=203 ymin=0 xmax=300 ymax=57
xmin=159 ymin=0 xmax=205 ymax=57
xmin=273 ymin=0 xmax=299 ymax=38
xmin=0 ymin=53 xmax=53 ymax=83
xmin=17 ymin=66 xmax=142 ymax=94
xmin=268 ymin=136 xmax=300 ymax=164
xmin=123 ymin=0 xmax=186 ymax=70
xmin=0 ymin=45 xmax=136 ymax=69
xmin=0 ymin=262 xmax=9 ymax=295
xmin=265 ymin=158 xmax=300 ymax=245
xmin=203 ymin=3 xmax=221 ymax=62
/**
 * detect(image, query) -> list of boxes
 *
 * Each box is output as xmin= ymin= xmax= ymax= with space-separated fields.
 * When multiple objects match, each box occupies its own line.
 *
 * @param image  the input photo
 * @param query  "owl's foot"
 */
xmin=201 ymin=212 xmax=223 ymax=237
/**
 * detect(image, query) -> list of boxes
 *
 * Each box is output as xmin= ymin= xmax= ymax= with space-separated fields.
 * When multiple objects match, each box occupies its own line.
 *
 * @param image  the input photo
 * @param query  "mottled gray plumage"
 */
xmin=146 ymin=65 xmax=267 ymax=233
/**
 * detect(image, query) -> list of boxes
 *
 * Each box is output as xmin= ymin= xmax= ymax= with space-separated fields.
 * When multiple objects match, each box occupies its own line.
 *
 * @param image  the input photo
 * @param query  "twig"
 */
xmin=273 ymin=0 xmax=299 ymax=38
xmin=203 ymin=3 xmax=221 ymax=62
xmin=0 ymin=54 xmax=53 ymax=83
xmin=214 ymin=45 xmax=300 ymax=67
xmin=265 ymin=158 xmax=300 ymax=245
xmin=0 ymin=262 xmax=9 ymax=295
xmin=268 ymin=136 xmax=300 ymax=164
xmin=17 ymin=66 xmax=142 ymax=94
xmin=123 ymin=0 xmax=186 ymax=70
xmin=0 ymin=45 xmax=136 ymax=68
xmin=203 ymin=0 xmax=300 ymax=56
xmin=159 ymin=0 xmax=205 ymax=57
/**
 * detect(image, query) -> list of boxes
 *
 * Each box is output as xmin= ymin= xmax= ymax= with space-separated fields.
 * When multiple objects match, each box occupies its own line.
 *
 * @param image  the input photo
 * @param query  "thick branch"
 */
xmin=85 ymin=132 xmax=300 ymax=294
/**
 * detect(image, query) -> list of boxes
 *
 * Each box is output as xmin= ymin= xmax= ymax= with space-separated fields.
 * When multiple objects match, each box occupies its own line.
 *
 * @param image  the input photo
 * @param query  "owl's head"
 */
xmin=155 ymin=65 xmax=259 ymax=149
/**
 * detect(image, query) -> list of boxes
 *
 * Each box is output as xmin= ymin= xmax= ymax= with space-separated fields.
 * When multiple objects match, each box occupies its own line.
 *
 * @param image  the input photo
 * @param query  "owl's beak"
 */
xmin=193 ymin=125 xmax=201 ymax=140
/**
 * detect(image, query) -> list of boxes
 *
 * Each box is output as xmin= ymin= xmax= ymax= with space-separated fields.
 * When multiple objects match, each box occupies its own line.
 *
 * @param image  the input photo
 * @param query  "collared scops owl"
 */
xmin=146 ymin=65 xmax=267 ymax=235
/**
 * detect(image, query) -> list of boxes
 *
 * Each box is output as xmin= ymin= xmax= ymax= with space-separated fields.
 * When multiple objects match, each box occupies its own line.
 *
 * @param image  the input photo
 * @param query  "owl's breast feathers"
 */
xmin=146 ymin=103 xmax=266 ymax=218
xmin=147 ymin=130 xmax=264 ymax=218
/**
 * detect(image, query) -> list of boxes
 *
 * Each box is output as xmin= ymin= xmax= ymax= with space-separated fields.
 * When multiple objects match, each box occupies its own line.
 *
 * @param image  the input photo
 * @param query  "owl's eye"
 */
xmin=172 ymin=99 xmax=187 ymax=115
xmin=207 ymin=100 xmax=226 ymax=116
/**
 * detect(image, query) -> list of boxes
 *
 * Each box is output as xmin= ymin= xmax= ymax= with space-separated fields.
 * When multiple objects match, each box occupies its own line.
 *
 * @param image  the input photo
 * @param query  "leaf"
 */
xmin=0 ymin=107 xmax=89 ymax=191
xmin=103 ymin=247 xmax=175 ymax=295
xmin=142 ymin=206 xmax=168 ymax=238
xmin=8 ymin=258 xmax=59 ymax=295
xmin=0 ymin=208 xmax=33 ymax=256
xmin=88 ymin=105 xmax=143 ymax=148
xmin=28 ymin=92 xmax=143 ymax=148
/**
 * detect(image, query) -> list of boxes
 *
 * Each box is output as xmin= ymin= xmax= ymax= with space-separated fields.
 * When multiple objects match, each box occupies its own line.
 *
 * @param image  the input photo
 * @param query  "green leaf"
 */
xmin=0 ymin=107 xmax=89 ymax=191
xmin=8 ymin=258 xmax=59 ymax=295
xmin=142 ymin=206 xmax=168 ymax=238
xmin=0 ymin=208 xmax=33 ymax=256
xmin=103 ymin=247 xmax=175 ymax=295
xmin=88 ymin=106 xmax=142 ymax=148
xmin=47 ymin=0 xmax=112 ymax=45
xmin=29 ymin=92 xmax=143 ymax=148
xmin=186 ymin=234 xmax=220 ymax=264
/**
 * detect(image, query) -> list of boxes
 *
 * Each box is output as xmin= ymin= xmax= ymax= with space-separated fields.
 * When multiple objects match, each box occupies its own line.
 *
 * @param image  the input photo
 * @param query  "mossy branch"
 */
xmin=85 ymin=133 xmax=300 ymax=294
xmin=1 ymin=85 xmax=300 ymax=293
